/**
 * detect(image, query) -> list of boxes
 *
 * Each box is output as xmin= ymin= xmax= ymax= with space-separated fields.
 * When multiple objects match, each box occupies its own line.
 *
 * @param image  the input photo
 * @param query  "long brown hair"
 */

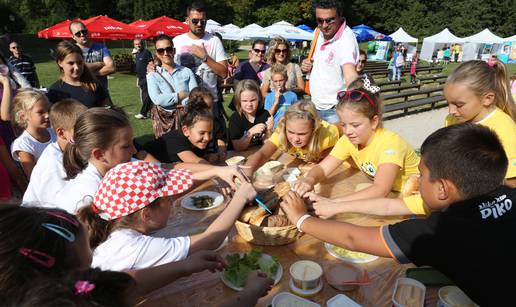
xmin=266 ymin=36 xmax=291 ymax=64
xmin=446 ymin=60 xmax=516 ymax=121
xmin=54 ymin=40 xmax=98 ymax=92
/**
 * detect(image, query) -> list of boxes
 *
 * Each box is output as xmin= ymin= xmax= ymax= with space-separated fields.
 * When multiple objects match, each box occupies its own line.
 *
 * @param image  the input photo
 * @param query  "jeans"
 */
xmin=392 ymin=66 xmax=402 ymax=81
xmin=317 ymin=108 xmax=340 ymax=124
xmin=138 ymin=79 xmax=152 ymax=116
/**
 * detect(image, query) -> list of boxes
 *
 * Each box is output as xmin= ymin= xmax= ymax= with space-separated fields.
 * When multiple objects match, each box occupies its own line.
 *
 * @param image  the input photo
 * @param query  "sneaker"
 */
xmin=134 ymin=114 xmax=146 ymax=119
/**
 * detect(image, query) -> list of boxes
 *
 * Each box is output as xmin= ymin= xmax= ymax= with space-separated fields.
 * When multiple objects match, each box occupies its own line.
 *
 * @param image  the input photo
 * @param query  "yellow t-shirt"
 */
xmin=329 ymin=128 xmax=420 ymax=192
xmin=403 ymin=195 xmax=430 ymax=215
xmin=267 ymin=120 xmax=339 ymax=162
xmin=445 ymin=108 xmax=516 ymax=179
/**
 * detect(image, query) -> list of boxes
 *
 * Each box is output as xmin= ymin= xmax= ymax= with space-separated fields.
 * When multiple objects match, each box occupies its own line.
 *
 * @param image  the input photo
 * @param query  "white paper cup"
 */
xmin=290 ymin=260 xmax=323 ymax=291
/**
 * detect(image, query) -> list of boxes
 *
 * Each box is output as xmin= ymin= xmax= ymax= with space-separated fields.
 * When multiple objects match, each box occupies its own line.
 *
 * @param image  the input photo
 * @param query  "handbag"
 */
xmin=149 ymin=69 xmax=185 ymax=139
xmin=304 ymin=28 xmax=320 ymax=96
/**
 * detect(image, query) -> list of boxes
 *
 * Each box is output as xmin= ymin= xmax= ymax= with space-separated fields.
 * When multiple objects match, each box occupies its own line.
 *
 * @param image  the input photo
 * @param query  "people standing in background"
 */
xmin=233 ymin=40 xmax=269 ymax=85
xmin=8 ymin=41 xmax=39 ymax=88
xmin=443 ymin=45 xmax=451 ymax=65
xmin=452 ymin=43 xmax=461 ymax=63
xmin=355 ymin=49 xmax=367 ymax=75
xmin=133 ymin=39 xmax=153 ymax=120
xmin=410 ymin=52 xmax=419 ymax=84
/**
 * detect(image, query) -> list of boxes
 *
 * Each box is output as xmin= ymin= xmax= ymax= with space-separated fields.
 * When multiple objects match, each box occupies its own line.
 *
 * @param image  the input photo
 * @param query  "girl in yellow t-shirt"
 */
xmin=294 ymin=76 xmax=420 ymax=201
xmin=244 ymin=100 xmax=340 ymax=174
xmin=444 ymin=60 xmax=516 ymax=185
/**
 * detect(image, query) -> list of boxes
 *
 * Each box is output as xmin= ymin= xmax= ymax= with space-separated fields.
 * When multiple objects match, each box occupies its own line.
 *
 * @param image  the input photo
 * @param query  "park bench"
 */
xmin=383 ymin=95 xmax=447 ymax=119
xmin=415 ymin=66 xmax=444 ymax=74
xmin=382 ymin=86 xmax=444 ymax=102
xmin=418 ymin=74 xmax=447 ymax=83
xmin=381 ymin=83 xmax=421 ymax=94
xmin=378 ymin=80 xmax=402 ymax=87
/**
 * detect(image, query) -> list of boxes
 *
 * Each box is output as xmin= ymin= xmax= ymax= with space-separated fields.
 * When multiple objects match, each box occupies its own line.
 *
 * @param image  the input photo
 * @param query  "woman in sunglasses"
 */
xmin=260 ymin=36 xmax=305 ymax=98
xmin=294 ymin=76 xmax=420 ymax=202
xmin=47 ymin=41 xmax=110 ymax=108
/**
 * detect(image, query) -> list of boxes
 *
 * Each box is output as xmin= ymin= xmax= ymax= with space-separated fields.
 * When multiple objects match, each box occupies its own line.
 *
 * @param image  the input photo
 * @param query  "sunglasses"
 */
xmin=358 ymin=59 xmax=367 ymax=64
xmin=156 ymin=46 xmax=175 ymax=55
xmin=191 ymin=18 xmax=206 ymax=25
xmin=337 ymin=90 xmax=378 ymax=114
xmin=316 ymin=17 xmax=337 ymax=25
xmin=74 ymin=29 xmax=88 ymax=37
xmin=275 ymin=48 xmax=288 ymax=54
xmin=253 ymin=49 xmax=266 ymax=54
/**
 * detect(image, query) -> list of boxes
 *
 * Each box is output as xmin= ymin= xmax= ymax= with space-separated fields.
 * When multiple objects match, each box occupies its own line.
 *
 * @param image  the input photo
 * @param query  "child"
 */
xmin=410 ymin=52 xmax=418 ymax=84
xmin=229 ymin=79 xmax=273 ymax=151
xmin=0 ymin=205 xmax=272 ymax=305
xmin=11 ymin=89 xmax=56 ymax=178
xmin=264 ymin=63 xmax=299 ymax=128
xmin=78 ymin=161 xmax=256 ymax=271
xmin=244 ymin=100 xmax=339 ymax=173
xmin=444 ymin=59 xmax=516 ymax=186
xmin=22 ymin=99 xmax=87 ymax=204
xmin=281 ymin=124 xmax=515 ymax=306
xmin=1 ymin=135 xmax=28 ymax=200
xmin=294 ymin=76 xmax=420 ymax=201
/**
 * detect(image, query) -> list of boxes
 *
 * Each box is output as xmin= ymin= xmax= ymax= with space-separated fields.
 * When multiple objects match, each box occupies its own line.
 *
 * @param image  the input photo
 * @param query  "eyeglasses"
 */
xmin=316 ymin=17 xmax=337 ymax=25
xmin=156 ymin=46 xmax=175 ymax=55
xmin=74 ymin=30 xmax=88 ymax=37
xmin=275 ymin=48 xmax=288 ymax=54
xmin=191 ymin=18 xmax=206 ymax=25
xmin=337 ymin=90 xmax=378 ymax=114
xmin=253 ymin=49 xmax=266 ymax=54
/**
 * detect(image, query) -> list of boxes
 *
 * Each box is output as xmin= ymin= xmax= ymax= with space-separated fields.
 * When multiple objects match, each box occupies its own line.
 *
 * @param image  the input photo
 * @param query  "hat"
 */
xmin=93 ymin=161 xmax=193 ymax=220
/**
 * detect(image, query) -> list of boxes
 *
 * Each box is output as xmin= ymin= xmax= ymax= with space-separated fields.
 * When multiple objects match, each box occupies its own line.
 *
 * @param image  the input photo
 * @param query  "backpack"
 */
xmin=395 ymin=54 xmax=405 ymax=67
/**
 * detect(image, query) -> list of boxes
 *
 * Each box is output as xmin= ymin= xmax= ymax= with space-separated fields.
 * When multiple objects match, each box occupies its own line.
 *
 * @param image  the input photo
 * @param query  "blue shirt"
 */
xmin=81 ymin=43 xmax=111 ymax=90
xmin=146 ymin=65 xmax=198 ymax=110
xmin=264 ymin=90 xmax=298 ymax=128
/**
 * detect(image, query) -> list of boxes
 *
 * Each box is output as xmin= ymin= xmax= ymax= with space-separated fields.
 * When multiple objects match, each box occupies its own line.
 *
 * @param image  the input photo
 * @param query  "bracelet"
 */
xmin=296 ymin=214 xmax=311 ymax=232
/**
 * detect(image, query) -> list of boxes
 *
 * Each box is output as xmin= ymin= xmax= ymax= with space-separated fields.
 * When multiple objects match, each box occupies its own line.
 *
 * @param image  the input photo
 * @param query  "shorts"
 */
xmin=444 ymin=56 xmax=450 ymax=61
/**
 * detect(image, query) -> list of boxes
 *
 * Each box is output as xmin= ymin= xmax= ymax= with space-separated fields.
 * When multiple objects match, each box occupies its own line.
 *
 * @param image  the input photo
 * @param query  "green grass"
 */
xmin=4 ymin=34 xmax=515 ymax=141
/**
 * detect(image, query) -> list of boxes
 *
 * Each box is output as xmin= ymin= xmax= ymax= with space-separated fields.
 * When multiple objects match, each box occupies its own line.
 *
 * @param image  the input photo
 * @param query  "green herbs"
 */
xmin=192 ymin=195 xmax=214 ymax=208
xmin=223 ymin=249 xmax=279 ymax=288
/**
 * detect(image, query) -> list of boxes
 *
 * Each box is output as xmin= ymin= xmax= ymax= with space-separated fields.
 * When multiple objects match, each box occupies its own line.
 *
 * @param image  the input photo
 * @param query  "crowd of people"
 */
xmin=0 ymin=0 xmax=515 ymax=306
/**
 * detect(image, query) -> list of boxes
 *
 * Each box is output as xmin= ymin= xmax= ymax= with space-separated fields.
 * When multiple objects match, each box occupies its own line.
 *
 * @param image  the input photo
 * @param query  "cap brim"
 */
xmin=162 ymin=168 xmax=194 ymax=198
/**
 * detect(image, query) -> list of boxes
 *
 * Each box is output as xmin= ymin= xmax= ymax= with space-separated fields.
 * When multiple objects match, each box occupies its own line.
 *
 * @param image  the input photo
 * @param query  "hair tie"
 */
xmin=91 ymin=203 xmax=100 ymax=214
xmin=362 ymin=75 xmax=381 ymax=94
xmin=47 ymin=211 xmax=80 ymax=228
xmin=69 ymin=138 xmax=75 ymax=145
xmin=74 ymin=280 xmax=96 ymax=295
xmin=487 ymin=59 xmax=495 ymax=68
xmin=19 ymin=248 xmax=55 ymax=268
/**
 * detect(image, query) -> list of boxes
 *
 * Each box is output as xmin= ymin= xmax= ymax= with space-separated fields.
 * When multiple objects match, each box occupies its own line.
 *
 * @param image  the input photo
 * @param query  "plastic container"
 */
xmin=289 ymin=278 xmax=323 ymax=298
xmin=437 ymin=286 xmax=478 ymax=307
xmin=326 ymin=294 xmax=362 ymax=307
xmin=325 ymin=263 xmax=370 ymax=291
xmin=392 ymin=277 xmax=426 ymax=307
xmin=225 ymin=156 xmax=246 ymax=166
xmin=271 ymin=292 xmax=320 ymax=307
xmin=290 ymin=260 xmax=323 ymax=291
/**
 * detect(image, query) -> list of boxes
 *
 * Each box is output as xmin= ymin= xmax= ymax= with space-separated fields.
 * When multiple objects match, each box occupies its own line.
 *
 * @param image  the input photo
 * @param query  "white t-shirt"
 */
xmin=22 ymin=142 xmax=66 ymax=205
xmin=310 ymin=23 xmax=359 ymax=110
xmin=91 ymin=228 xmax=190 ymax=271
xmin=173 ymin=32 xmax=227 ymax=101
xmin=52 ymin=163 xmax=103 ymax=214
xmin=11 ymin=129 xmax=56 ymax=162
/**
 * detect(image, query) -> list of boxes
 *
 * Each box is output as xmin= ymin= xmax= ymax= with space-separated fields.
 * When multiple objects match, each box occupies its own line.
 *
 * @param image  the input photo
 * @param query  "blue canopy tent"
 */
xmin=296 ymin=24 xmax=314 ymax=33
xmin=352 ymin=24 xmax=392 ymax=42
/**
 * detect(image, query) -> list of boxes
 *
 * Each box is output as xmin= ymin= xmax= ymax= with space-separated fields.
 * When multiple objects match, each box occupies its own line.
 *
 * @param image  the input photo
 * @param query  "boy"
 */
xmin=22 ymin=99 xmax=86 ymax=204
xmin=264 ymin=63 xmax=298 ymax=128
xmin=280 ymin=124 xmax=515 ymax=306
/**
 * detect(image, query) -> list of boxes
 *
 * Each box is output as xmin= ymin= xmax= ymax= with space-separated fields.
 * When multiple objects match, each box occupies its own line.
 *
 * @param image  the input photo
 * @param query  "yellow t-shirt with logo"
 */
xmin=267 ymin=120 xmax=339 ymax=162
xmin=329 ymin=128 xmax=420 ymax=192
xmin=445 ymin=108 xmax=516 ymax=179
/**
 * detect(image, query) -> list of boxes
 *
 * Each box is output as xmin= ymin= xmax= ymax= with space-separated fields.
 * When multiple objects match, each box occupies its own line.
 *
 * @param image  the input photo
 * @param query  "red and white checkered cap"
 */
xmin=93 ymin=161 xmax=193 ymax=220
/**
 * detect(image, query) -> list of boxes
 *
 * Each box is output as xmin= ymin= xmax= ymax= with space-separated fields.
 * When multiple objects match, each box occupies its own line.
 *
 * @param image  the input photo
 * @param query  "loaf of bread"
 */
xmin=401 ymin=175 xmax=420 ymax=198
xmin=260 ymin=215 xmax=291 ymax=227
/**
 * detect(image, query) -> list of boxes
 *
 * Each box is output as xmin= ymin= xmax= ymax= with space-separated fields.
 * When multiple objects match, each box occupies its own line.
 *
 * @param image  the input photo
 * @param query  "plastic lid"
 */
xmin=272 ymin=292 xmax=321 ymax=307
xmin=326 ymin=294 xmax=362 ymax=307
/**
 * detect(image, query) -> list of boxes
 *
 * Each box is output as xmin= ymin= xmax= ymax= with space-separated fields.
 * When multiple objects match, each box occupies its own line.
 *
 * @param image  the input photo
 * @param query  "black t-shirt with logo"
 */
xmin=143 ymin=129 xmax=207 ymax=163
xmin=382 ymin=185 xmax=516 ymax=306
xmin=228 ymin=108 xmax=270 ymax=147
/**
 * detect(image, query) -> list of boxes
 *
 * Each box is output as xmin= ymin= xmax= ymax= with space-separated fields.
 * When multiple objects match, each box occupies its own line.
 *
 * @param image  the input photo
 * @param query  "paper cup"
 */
xmin=289 ymin=260 xmax=323 ymax=291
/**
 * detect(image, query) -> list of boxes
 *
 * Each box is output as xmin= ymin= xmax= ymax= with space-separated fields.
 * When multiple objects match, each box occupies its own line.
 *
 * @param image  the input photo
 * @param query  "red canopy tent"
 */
xmin=37 ymin=20 xmax=73 ymax=39
xmin=130 ymin=16 xmax=188 ymax=38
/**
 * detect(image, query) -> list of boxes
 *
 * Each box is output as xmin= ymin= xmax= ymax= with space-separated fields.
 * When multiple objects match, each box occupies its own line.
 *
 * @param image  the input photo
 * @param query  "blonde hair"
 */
xmin=49 ymin=99 xmax=87 ymax=131
xmin=337 ymin=77 xmax=383 ymax=128
xmin=234 ymin=79 xmax=263 ymax=115
xmin=13 ymin=89 xmax=50 ymax=129
xmin=270 ymin=63 xmax=288 ymax=79
xmin=276 ymin=100 xmax=324 ymax=162
xmin=266 ymin=36 xmax=291 ymax=64
xmin=446 ymin=60 xmax=516 ymax=121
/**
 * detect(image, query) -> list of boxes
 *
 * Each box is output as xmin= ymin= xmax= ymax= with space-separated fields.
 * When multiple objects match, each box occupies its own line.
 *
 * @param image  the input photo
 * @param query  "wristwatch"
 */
xmin=201 ymin=54 xmax=209 ymax=62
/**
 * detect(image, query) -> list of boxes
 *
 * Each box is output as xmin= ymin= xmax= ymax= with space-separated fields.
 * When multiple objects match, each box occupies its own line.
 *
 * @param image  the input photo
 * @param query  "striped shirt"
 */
xmin=8 ymin=55 xmax=38 ymax=87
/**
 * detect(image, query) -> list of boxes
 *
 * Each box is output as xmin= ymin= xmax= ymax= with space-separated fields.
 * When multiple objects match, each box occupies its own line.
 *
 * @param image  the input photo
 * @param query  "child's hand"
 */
xmin=216 ymin=166 xmax=246 ymax=190
xmin=307 ymin=192 xmax=338 ymax=219
xmin=293 ymin=177 xmax=315 ymax=197
xmin=249 ymin=123 xmax=266 ymax=136
xmin=280 ymin=191 xmax=308 ymax=225
xmin=266 ymin=116 xmax=274 ymax=132
xmin=233 ymin=181 xmax=257 ymax=204
xmin=184 ymin=250 xmax=227 ymax=274
xmin=241 ymin=271 xmax=273 ymax=299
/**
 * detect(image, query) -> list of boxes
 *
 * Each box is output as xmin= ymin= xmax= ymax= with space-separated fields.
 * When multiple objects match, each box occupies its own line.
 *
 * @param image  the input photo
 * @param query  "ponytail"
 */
xmin=76 ymin=204 xmax=113 ymax=249
xmin=492 ymin=60 xmax=516 ymax=121
xmin=63 ymin=142 xmax=87 ymax=180
xmin=182 ymin=97 xmax=213 ymax=128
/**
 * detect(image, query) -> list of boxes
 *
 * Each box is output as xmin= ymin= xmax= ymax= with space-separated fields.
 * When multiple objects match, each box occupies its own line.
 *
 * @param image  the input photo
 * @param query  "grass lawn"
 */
xmin=3 ymin=34 xmax=515 ymax=143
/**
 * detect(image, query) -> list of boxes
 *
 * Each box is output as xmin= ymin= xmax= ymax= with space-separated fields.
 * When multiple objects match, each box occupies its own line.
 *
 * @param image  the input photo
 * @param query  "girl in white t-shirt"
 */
xmin=11 ymin=89 xmax=55 ymax=178
xmin=78 ymin=161 xmax=257 ymax=272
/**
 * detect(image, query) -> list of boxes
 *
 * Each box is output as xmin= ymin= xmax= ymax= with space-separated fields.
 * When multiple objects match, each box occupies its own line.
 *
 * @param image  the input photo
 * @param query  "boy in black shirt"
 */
xmin=280 ymin=123 xmax=515 ymax=306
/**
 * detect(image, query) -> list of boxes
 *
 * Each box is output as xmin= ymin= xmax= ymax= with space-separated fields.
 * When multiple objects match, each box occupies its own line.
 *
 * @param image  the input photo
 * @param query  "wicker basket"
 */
xmin=235 ymin=219 xmax=303 ymax=246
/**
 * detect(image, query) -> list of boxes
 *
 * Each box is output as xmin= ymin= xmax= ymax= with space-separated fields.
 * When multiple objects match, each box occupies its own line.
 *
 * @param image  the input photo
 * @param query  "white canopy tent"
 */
xmin=504 ymin=34 xmax=516 ymax=42
xmin=461 ymin=29 xmax=505 ymax=61
xmin=265 ymin=21 xmax=313 ymax=41
xmin=420 ymin=28 xmax=464 ymax=61
xmin=205 ymin=19 xmax=223 ymax=34
xmin=219 ymin=24 xmax=243 ymax=41
xmin=389 ymin=27 xmax=418 ymax=43
xmin=240 ymin=23 xmax=268 ymax=40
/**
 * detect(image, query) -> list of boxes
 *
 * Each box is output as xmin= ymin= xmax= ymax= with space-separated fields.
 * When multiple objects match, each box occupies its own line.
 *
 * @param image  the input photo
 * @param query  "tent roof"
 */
xmin=463 ymin=28 xmax=504 ymax=44
xmin=265 ymin=20 xmax=313 ymax=40
xmin=389 ymin=27 xmax=418 ymax=43
xmin=423 ymin=28 xmax=463 ymax=43
xmin=504 ymin=34 xmax=516 ymax=42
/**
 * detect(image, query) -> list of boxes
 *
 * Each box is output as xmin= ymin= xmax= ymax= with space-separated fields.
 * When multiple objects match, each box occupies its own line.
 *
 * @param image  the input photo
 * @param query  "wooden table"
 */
xmin=138 ymin=151 xmax=419 ymax=307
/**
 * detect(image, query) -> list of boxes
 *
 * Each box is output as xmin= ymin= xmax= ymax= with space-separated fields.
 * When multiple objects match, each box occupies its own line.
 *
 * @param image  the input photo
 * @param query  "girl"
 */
xmin=79 ymin=161 xmax=254 ymax=271
xmin=444 ymin=59 xmax=516 ymax=185
xmin=260 ymin=36 xmax=305 ymax=97
xmin=244 ymin=100 xmax=339 ymax=173
xmin=11 ymin=89 xmax=55 ymax=178
xmin=1 ymin=135 xmax=28 ymax=199
xmin=410 ymin=52 xmax=418 ymax=84
xmin=229 ymin=79 xmax=273 ymax=151
xmin=0 ymin=205 xmax=272 ymax=306
xmin=47 ymin=41 xmax=110 ymax=108
xmin=294 ymin=76 xmax=420 ymax=200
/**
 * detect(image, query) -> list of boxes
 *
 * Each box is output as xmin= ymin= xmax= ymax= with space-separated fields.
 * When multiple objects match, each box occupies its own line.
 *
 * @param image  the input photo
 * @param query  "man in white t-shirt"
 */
xmin=173 ymin=1 xmax=228 ymax=115
xmin=302 ymin=0 xmax=359 ymax=123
